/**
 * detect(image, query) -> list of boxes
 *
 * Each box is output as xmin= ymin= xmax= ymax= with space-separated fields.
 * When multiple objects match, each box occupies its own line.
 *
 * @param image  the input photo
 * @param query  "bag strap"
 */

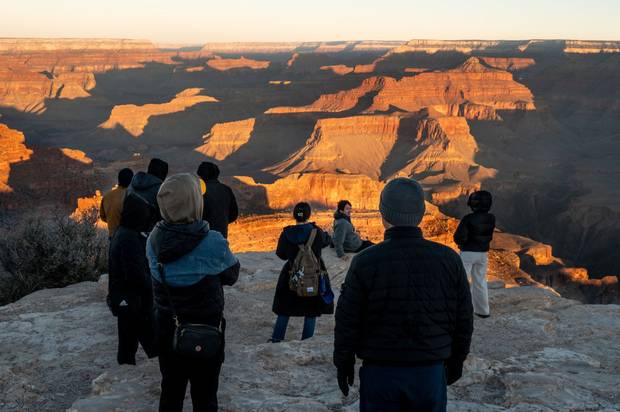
xmin=157 ymin=262 xmax=180 ymax=327
xmin=299 ymin=228 xmax=317 ymax=251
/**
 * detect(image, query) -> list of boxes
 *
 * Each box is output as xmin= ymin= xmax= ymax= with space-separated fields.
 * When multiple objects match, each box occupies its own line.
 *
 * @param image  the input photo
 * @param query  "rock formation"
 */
xmin=564 ymin=40 xmax=620 ymax=53
xmin=0 ymin=124 xmax=33 ymax=193
xmin=226 ymin=173 xmax=385 ymax=213
xmin=267 ymin=115 xmax=400 ymax=178
xmin=99 ymin=88 xmax=218 ymax=137
xmin=196 ymin=118 xmax=256 ymax=160
xmin=2 ymin=246 xmax=618 ymax=411
xmin=206 ymin=56 xmax=271 ymax=71
xmin=480 ymin=57 xmax=536 ymax=71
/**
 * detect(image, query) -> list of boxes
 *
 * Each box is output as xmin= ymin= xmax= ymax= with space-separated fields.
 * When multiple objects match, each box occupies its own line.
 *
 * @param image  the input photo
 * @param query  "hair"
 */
xmin=467 ymin=190 xmax=493 ymax=213
xmin=117 ymin=168 xmax=134 ymax=188
xmin=293 ymin=202 xmax=312 ymax=222
xmin=147 ymin=158 xmax=169 ymax=181
xmin=337 ymin=200 xmax=352 ymax=212
xmin=196 ymin=161 xmax=220 ymax=181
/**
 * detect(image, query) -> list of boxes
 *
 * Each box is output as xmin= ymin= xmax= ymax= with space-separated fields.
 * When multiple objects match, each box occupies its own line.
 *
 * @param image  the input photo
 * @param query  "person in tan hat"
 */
xmin=146 ymin=173 xmax=239 ymax=412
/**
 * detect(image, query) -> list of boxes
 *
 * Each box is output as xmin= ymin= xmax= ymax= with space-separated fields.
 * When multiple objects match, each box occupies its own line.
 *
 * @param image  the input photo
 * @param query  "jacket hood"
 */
xmin=284 ymin=223 xmax=315 ymax=245
xmin=150 ymin=220 xmax=210 ymax=264
xmin=120 ymin=192 xmax=153 ymax=232
xmin=131 ymin=172 xmax=163 ymax=192
xmin=157 ymin=173 xmax=204 ymax=224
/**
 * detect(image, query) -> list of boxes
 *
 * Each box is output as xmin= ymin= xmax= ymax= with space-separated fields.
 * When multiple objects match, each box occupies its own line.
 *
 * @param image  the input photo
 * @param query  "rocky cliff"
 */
xmin=0 ymin=124 xmax=33 ymax=193
xmin=196 ymin=118 xmax=256 ymax=160
xmin=206 ymin=56 xmax=271 ymax=71
xmin=1 ymin=248 xmax=618 ymax=411
xmin=99 ymin=88 xmax=218 ymax=137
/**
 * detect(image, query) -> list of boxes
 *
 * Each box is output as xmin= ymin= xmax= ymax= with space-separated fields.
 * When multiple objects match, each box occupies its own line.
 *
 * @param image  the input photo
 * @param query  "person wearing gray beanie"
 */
xmin=379 ymin=177 xmax=426 ymax=227
xmin=334 ymin=177 xmax=473 ymax=411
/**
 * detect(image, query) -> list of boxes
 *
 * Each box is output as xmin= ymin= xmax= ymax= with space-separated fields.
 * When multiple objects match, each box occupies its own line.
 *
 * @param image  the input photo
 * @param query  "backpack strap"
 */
xmin=299 ymin=228 xmax=317 ymax=251
xmin=157 ymin=262 xmax=180 ymax=327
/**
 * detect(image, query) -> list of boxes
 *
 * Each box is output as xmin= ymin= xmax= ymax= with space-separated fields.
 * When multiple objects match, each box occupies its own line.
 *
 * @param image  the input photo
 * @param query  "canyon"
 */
xmin=0 ymin=37 xmax=619 ymax=281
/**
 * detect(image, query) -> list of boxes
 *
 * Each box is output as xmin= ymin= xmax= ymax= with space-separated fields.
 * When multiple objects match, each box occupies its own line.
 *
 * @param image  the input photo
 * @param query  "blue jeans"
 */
xmin=271 ymin=315 xmax=316 ymax=342
xmin=360 ymin=363 xmax=447 ymax=412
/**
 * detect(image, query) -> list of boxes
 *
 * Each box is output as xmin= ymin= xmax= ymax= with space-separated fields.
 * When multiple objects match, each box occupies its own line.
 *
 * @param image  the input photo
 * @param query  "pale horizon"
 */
xmin=3 ymin=0 xmax=619 ymax=44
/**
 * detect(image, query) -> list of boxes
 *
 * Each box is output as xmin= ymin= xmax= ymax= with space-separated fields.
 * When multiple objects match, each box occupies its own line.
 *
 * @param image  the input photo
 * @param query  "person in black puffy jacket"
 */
xmin=454 ymin=190 xmax=496 ymax=318
xmin=334 ymin=178 xmax=473 ymax=412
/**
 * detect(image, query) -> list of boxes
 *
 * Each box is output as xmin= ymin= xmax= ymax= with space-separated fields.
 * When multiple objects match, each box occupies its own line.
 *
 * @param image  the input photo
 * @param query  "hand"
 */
xmin=445 ymin=358 xmax=464 ymax=385
xmin=341 ymin=254 xmax=351 ymax=262
xmin=337 ymin=362 xmax=355 ymax=396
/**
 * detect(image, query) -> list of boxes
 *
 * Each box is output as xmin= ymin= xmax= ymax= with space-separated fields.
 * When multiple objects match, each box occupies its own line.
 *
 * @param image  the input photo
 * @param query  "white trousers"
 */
xmin=460 ymin=251 xmax=490 ymax=316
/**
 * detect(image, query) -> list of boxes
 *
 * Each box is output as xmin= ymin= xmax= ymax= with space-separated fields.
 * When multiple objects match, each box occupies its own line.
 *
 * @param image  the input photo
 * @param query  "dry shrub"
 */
xmin=0 ymin=207 xmax=107 ymax=305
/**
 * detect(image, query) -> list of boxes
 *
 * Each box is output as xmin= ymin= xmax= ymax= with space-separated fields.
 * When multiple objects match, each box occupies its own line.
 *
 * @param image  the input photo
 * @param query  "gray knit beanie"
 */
xmin=379 ymin=178 xmax=426 ymax=227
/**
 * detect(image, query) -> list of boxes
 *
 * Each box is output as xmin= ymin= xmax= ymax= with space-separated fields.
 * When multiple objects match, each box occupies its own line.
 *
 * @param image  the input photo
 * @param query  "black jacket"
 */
xmin=108 ymin=195 xmax=153 ymax=315
xmin=125 ymin=172 xmax=164 ymax=233
xmin=272 ymin=223 xmax=334 ymax=317
xmin=454 ymin=212 xmax=496 ymax=252
xmin=334 ymin=226 xmax=473 ymax=368
xmin=202 ymin=179 xmax=238 ymax=238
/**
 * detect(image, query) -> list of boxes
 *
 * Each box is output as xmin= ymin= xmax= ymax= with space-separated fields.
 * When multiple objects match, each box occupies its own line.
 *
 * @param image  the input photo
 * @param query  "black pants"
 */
xmin=359 ymin=363 xmax=447 ymax=412
xmin=356 ymin=240 xmax=375 ymax=253
xmin=117 ymin=308 xmax=158 ymax=365
xmin=158 ymin=351 xmax=223 ymax=412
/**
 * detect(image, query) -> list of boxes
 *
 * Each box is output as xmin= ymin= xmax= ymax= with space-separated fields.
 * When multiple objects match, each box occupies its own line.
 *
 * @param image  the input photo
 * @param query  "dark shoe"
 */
xmin=475 ymin=313 xmax=490 ymax=319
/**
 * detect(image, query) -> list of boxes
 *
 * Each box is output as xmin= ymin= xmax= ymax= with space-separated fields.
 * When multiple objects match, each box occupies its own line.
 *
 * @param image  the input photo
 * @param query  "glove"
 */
xmin=336 ymin=361 xmax=355 ymax=396
xmin=445 ymin=358 xmax=464 ymax=385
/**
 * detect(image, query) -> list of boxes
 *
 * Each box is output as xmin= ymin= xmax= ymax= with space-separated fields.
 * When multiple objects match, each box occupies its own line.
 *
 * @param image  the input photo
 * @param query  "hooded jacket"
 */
xmin=107 ymin=194 xmax=154 ymax=315
xmin=146 ymin=174 xmax=239 ymax=343
xmin=125 ymin=172 xmax=164 ymax=232
xmin=272 ymin=222 xmax=334 ymax=317
xmin=333 ymin=210 xmax=363 ymax=257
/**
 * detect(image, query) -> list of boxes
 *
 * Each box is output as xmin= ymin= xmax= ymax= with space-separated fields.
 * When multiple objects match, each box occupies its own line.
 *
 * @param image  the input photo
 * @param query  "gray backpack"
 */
xmin=289 ymin=229 xmax=321 ymax=297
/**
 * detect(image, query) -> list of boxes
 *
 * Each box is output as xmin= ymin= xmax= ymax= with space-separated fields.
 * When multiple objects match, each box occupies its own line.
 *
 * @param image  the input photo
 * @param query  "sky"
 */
xmin=3 ymin=0 xmax=619 ymax=44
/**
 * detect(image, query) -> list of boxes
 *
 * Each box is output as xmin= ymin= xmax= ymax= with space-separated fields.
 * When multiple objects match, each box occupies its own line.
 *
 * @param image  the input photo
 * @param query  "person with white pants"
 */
xmin=454 ymin=191 xmax=495 ymax=318
xmin=459 ymin=251 xmax=489 ymax=316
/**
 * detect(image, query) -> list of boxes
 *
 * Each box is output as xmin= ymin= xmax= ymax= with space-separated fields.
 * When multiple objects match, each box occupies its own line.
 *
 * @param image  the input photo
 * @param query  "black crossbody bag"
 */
xmin=157 ymin=262 xmax=223 ymax=359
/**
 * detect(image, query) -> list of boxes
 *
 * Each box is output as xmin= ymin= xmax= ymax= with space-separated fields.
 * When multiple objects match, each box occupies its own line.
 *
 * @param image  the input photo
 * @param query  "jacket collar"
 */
xmin=384 ymin=226 xmax=423 ymax=240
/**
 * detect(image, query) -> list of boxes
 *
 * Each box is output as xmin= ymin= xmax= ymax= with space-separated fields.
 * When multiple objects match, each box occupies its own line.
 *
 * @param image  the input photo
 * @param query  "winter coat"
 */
xmin=334 ymin=226 xmax=474 ymax=368
xmin=100 ymin=186 xmax=126 ymax=238
xmin=272 ymin=223 xmax=334 ymax=317
xmin=333 ymin=211 xmax=363 ymax=258
xmin=107 ymin=194 xmax=154 ymax=316
xmin=125 ymin=172 xmax=164 ymax=232
xmin=201 ymin=179 xmax=239 ymax=238
xmin=146 ymin=220 xmax=240 ymax=348
xmin=454 ymin=211 xmax=496 ymax=252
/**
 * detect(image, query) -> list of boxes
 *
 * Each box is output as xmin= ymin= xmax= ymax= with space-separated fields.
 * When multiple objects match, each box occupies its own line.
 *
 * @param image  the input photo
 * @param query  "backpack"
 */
xmin=289 ymin=228 xmax=322 ymax=297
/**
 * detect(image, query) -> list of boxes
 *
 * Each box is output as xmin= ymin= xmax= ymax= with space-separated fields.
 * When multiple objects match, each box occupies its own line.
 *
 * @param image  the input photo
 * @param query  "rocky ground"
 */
xmin=1 ymin=250 xmax=619 ymax=412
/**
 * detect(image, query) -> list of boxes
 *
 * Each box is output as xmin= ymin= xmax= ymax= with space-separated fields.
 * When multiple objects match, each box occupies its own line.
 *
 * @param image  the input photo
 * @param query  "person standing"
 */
xmin=270 ymin=202 xmax=334 ymax=342
xmin=334 ymin=178 xmax=474 ymax=412
xmin=100 ymin=168 xmax=133 ymax=239
xmin=147 ymin=174 xmax=240 ymax=412
xmin=333 ymin=200 xmax=373 ymax=261
xmin=107 ymin=192 xmax=158 ymax=365
xmin=196 ymin=161 xmax=239 ymax=238
xmin=454 ymin=190 xmax=496 ymax=318
xmin=126 ymin=158 xmax=169 ymax=233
